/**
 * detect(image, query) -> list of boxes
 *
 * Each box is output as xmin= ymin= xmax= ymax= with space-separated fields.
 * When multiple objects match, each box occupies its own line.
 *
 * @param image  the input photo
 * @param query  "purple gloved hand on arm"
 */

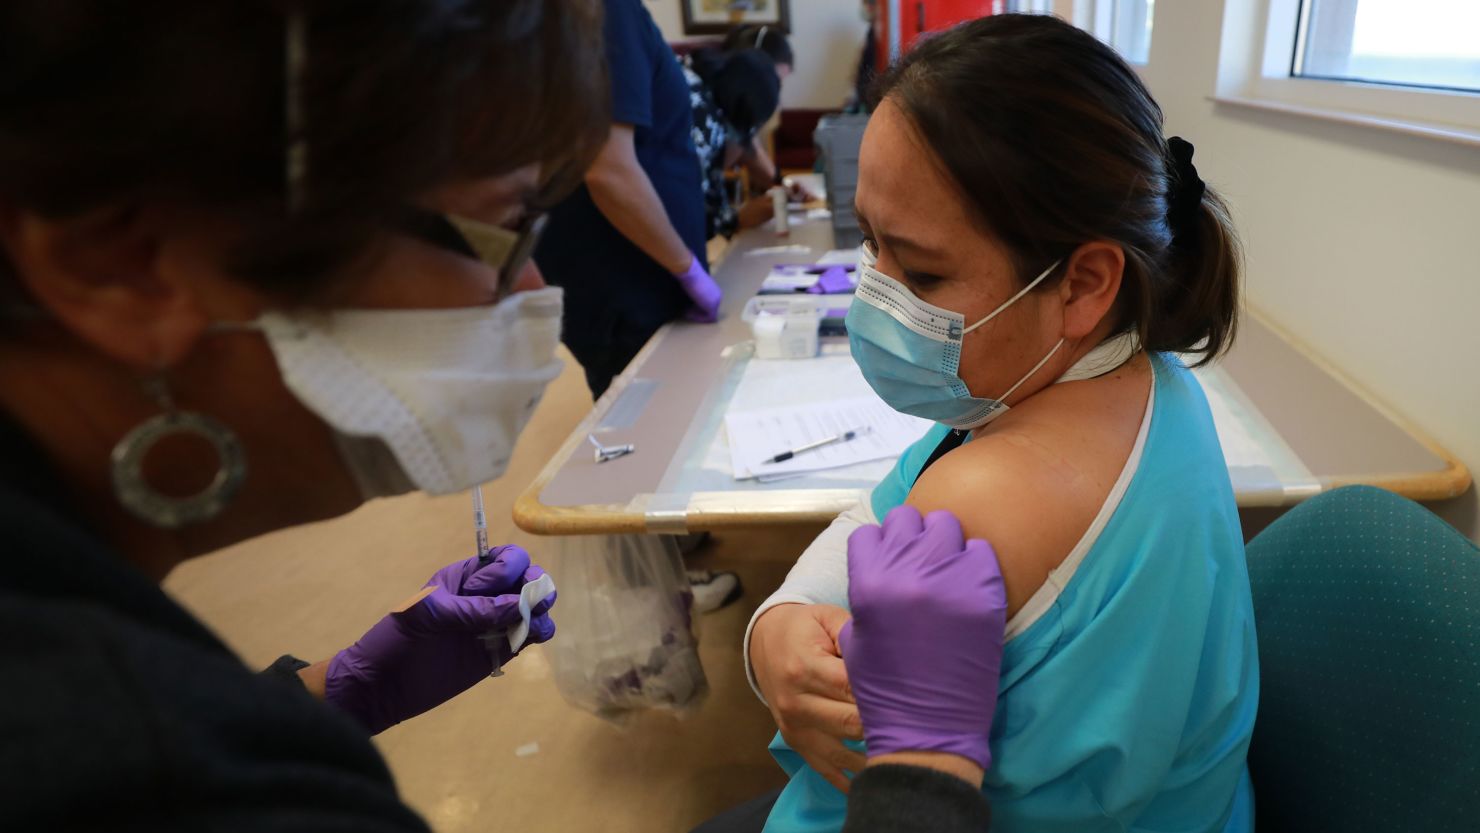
xmin=324 ymin=544 xmax=557 ymax=735
xmin=838 ymin=506 xmax=1007 ymax=771
xmin=674 ymin=254 xmax=722 ymax=322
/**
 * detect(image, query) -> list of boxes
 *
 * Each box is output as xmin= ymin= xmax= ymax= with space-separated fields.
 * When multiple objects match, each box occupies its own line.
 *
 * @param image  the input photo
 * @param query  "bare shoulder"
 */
xmin=906 ymin=355 xmax=1153 ymax=616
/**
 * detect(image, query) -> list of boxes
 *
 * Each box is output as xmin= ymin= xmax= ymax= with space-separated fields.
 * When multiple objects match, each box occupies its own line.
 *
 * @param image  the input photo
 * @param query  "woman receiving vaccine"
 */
xmin=748 ymin=15 xmax=1258 ymax=833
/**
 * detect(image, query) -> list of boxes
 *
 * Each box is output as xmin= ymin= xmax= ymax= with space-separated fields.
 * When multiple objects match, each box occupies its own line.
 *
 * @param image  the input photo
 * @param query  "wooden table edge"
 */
xmin=1245 ymin=304 xmax=1472 ymax=499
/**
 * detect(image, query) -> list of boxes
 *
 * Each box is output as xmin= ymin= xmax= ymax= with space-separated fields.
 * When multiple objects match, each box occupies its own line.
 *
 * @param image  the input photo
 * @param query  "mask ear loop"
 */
xmin=961 ymin=258 xmax=1065 ymax=411
xmin=993 ymin=338 xmax=1065 ymax=406
xmin=961 ymin=259 xmax=1061 ymax=336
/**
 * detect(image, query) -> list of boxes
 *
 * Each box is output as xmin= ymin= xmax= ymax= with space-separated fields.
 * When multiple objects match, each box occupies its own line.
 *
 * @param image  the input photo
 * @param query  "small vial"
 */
xmin=771 ymin=186 xmax=790 ymax=237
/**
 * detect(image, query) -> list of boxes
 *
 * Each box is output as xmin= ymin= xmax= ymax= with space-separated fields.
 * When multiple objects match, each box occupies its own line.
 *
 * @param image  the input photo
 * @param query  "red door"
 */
xmin=875 ymin=0 xmax=1000 ymax=71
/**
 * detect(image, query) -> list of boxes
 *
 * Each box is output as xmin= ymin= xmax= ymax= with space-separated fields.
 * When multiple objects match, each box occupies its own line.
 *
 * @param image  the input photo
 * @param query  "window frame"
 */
xmin=1214 ymin=0 xmax=1480 ymax=146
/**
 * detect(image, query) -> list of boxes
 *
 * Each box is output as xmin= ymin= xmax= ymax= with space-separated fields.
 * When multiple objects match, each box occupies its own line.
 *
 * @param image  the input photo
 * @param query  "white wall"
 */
xmin=1141 ymin=1 xmax=1480 ymax=540
xmin=644 ymin=0 xmax=869 ymax=109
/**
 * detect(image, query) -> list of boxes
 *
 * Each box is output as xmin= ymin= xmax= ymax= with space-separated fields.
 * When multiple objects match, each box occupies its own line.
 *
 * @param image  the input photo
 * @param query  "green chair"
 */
xmin=1246 ymin=485 xmax=1480 ymax=832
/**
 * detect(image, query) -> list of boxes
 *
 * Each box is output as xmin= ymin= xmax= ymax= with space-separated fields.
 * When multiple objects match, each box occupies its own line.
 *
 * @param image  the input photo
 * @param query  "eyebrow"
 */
xmin=855 ymin=202 xmax=937 ymax=257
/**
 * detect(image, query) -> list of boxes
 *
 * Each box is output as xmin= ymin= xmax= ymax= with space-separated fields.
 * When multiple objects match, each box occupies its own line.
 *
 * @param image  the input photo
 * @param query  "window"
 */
xmin=1109 ymin=0 xmax=1154 ymax=65
xmin=1294 ymin=0 xmax=1480 ymax=93
xmin=1213 ymin=0 xmax=1480 ymax=145
xmin=1082 ymin=0 xmax=1154 ymax=65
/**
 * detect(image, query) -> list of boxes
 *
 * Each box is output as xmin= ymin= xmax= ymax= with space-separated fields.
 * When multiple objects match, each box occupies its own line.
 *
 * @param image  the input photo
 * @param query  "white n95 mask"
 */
xmin=246 ymin=287 xmax=565 ymax=498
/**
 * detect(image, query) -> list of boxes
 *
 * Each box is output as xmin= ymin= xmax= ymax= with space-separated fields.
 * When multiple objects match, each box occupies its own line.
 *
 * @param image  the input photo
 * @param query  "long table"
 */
xmin=514 ymin=218 xmax=1469 ymax=536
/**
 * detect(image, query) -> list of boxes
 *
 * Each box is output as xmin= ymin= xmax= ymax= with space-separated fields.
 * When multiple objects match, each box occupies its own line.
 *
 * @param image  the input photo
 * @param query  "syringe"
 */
xmin=470 ymin=485 xmax=504 ymax=677
xmin=472 ymin=484 xmax=490 ymax=563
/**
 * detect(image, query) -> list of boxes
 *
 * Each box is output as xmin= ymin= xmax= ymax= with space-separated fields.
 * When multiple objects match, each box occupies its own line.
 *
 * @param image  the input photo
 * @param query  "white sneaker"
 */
xmin=687 ymin=569 xmax=743 ymax=614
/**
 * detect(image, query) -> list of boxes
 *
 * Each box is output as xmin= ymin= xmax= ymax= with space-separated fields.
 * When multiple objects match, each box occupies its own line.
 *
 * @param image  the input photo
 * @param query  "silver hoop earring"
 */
xmin=110 ymin=377 xmax=247 ymax=529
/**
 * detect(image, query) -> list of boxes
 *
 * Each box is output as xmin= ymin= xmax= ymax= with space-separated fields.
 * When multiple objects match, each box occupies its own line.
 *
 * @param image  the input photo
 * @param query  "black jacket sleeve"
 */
xmin=842 ymin=765 xmax=992 ymax=833
xmin=0 ymin=597 xmax=432 ymax=832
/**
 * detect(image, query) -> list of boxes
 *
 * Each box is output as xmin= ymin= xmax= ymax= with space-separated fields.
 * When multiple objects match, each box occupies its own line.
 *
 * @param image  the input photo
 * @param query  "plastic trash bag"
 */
xmin=544 ymin=534 xmax=708 ymax=721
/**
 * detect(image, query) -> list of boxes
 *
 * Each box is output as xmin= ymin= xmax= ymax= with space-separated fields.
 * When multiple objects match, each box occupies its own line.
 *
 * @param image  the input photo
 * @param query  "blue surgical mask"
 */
xmin=846 ymin=245 xmax=1064 ymax=430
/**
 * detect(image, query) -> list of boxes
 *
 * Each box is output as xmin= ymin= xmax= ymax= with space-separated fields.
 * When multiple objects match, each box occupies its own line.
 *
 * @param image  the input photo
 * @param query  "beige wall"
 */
xmin=644 ymin=0 xmax=869 ymax=109
xmin=1141 ymin=1 xmax=1480 ymax=540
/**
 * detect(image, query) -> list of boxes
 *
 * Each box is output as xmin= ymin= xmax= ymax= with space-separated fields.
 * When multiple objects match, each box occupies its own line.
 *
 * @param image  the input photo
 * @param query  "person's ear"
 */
xmin=1057 ymin=241 xmax=1124 ymax=340
xmin=0 ymin=204 xmax=209 ymax=370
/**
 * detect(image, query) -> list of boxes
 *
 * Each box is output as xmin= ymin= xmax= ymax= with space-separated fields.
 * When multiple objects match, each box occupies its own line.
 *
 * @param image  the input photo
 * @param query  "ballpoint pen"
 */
xmin=762 ymin=426 xmax=870 ymax=465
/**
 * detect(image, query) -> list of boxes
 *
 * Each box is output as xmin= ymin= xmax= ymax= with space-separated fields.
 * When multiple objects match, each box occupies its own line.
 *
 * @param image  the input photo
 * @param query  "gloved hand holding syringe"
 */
xmin=472 ymin=485 xmax=557 ymax=677
xmin=318 ymin=487 xmax=558 ymax=735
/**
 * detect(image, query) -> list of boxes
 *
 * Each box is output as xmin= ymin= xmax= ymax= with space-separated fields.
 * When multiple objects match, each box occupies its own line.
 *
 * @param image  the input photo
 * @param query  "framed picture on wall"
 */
xmin=680 ymin=0 xmax=791 ymax=36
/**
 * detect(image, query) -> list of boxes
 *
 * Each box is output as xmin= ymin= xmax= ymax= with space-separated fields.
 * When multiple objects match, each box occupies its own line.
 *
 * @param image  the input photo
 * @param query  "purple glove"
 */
xmin=324 ymin=545 xmax=557 ymax=735
xmin=806 ymin=266 xmax=855 ymax=295
xmin=837 ymin=505 xmax=1007 ymax=770
xmin=674 ymin=254 xmax=722 ymax=323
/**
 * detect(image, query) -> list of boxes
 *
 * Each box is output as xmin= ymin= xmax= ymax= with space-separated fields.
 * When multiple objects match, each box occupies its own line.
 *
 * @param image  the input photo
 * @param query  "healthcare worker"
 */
xmin=537 ymin=0 xmax=720 ymax=400
xmin=0 ymin=2 xmax=603 ymax=827
xmin=717 ymin=25 xmax=819 ymax=205
xmin=0 ymin=2 xmax=1025 ymax=830
xmin=682 ymin=48 xmax=783 ymax=239
xmin=747 ymin=15 xmax=1258 ymax=833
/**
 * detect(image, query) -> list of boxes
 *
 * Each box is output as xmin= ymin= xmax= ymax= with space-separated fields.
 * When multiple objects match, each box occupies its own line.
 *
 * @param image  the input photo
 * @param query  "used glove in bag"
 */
xmin=544 ymin=534 xmax=707 ymax=722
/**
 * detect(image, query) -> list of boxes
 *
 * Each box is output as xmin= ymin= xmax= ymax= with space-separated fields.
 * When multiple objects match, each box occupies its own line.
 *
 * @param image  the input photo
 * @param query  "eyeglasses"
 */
xmin=397 ymin=208 xmax=548 ymax=299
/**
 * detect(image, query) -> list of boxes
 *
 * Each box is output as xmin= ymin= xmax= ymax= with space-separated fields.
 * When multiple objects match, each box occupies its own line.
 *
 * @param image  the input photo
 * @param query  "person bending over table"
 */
xmin=681 ymin=48 xmax=783 ymax=239
xmin=718 ymin=25 xmax=819 ymax=205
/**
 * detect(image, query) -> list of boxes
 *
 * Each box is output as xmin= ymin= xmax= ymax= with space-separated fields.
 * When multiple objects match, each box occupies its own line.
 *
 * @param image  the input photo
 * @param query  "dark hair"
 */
xmin=690 ymin=49 xmax=781 ymax=140
xmin=0 ymin=0 xmax=609 ymax=296
xmin=722 ymin=23 xmax=794 ymax=69
xmin=874 ymin=15 xmax=1240 ymax=365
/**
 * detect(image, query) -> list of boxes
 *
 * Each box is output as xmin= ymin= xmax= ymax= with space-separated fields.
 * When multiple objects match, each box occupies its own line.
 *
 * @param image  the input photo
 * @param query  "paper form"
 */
xmin=815 ymin=249 xmax=861 ymax=266
xmin=726 ymin=397 xmax=934 ymax=480
xmin=729 ymin=347 xmax=871 ymax=406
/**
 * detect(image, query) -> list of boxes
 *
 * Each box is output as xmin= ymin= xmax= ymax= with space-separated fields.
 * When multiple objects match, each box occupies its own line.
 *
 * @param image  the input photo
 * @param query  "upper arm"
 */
xmin=603 ymin=0 xmax=655 ymax=128
xmin=586 ymin=123 xmax=639 ymax=186
xmin=905 ymin=436 xmax=1101 ymax=617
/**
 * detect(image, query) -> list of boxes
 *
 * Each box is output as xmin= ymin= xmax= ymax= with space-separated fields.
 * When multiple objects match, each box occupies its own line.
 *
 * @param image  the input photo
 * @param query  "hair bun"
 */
xmin=1166 ymin=137 xmax=1206 ymax=248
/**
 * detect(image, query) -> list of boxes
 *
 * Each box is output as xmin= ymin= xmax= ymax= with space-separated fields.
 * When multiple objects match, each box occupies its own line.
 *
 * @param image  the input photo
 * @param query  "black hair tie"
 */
xmin=1166 ymin=136 xmax=1206 ymax=248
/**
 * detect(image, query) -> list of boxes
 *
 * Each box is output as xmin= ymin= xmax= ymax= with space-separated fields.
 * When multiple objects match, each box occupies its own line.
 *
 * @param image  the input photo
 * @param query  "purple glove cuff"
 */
xmin=324 ymin=647 xmax=398 ymax=735
xmin=864 ymin=726 xmax=994 ymax=772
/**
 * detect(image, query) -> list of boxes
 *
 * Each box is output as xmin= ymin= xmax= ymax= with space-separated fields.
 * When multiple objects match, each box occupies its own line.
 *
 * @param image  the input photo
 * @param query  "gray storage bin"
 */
xmin=813 ymin=113 xmax=869 ymax=249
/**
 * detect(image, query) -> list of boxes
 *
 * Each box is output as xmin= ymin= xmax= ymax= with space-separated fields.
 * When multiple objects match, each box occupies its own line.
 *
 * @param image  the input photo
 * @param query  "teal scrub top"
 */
xmin=764 ymin=353 xmax=1259 ymax=833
